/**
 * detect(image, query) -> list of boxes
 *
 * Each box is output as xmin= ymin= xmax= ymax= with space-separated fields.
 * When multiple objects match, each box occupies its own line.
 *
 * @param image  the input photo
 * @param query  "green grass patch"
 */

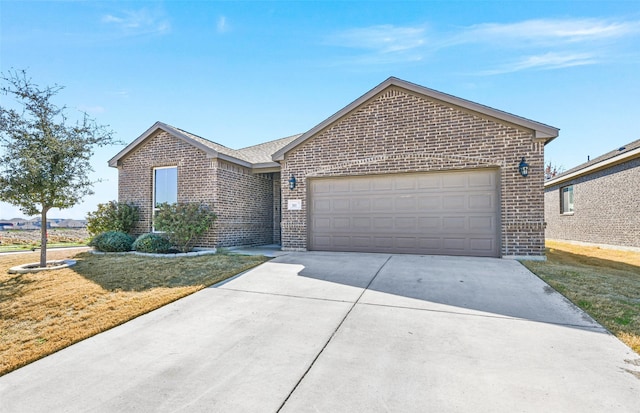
xmin=522 ymin=242 xmax=640 ymax=354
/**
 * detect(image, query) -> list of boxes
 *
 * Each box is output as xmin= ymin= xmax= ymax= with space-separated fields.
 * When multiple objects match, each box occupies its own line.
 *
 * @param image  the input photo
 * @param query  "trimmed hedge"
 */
xmin=88 ymin=231 xmax=135 ymax=252
xmin=132 ymin=233 xmax=174 ymax=254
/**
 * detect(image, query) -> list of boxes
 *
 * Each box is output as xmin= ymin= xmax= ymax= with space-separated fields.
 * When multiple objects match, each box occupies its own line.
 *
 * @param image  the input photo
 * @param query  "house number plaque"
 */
xmin=287 ymin=199 xmax=302 ymax=210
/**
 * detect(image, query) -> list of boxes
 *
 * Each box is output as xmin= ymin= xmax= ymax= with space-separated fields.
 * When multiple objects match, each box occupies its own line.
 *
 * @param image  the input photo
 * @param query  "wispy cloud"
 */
xmin=217 ymin=16 xmax=230 ymax=34
xmin=102 ymin=9 xmax=170 ymax=36
xmin=326 ymin=24 xmax=428 ymax=64
xmin=453 ymin=18 xmax=640 ymax=46
xmin=327 ymin=17 xmax=640 ymax=74
xmin=331 ymin=24 xmax=427 ymax=53
xmin=479 ymin=52 xmax=598 ymax=75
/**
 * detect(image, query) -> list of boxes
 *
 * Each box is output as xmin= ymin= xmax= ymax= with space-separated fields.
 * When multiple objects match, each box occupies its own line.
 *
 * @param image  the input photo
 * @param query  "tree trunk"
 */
xmin=40 ymin=210 xmax=48 ymax=268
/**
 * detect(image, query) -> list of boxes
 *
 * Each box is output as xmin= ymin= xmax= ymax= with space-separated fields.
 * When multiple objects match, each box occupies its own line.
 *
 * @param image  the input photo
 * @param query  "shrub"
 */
xmin=88 ymin=231 xmax=135 ymax=252
xmin=86 ymin=201 xmax=140 ymax=236
xmin=132 ymin=233 xmax=174 ymax=254
xmin=154 ymin=202 xmax=216 ymax=253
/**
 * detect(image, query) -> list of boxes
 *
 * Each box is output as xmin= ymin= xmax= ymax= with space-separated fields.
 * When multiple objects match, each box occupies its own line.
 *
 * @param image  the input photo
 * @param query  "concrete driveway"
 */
xmin=1 ymin=252 xmax=639 ymax=412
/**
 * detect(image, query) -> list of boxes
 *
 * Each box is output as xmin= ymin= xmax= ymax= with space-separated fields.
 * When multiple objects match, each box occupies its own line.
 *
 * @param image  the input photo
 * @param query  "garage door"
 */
xmin=308 ymin=169 xmax=499 ymax=257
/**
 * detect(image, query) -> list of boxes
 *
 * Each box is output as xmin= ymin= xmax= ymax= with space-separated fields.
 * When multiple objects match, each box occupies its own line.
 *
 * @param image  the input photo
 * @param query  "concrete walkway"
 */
xmin=1 ymin=252 xmax=639 ymax=412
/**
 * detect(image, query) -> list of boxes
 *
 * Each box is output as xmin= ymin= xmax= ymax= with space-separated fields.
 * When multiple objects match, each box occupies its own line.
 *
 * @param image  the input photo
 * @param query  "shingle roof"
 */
xmin=236 ymin=134 xmax=302 ymax=164
xmin=545 ymin=138 xmax=640 ymax=186
xmin=108 ymin=121 xmax=300 ymax=169
xmin=555 ymin=138 xmax=640 ymax=179
xmin=174 ymin=126 xmax=301 ymax=165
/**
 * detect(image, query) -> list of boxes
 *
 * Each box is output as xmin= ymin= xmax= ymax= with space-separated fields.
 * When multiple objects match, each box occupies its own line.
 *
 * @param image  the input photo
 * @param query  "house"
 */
xmin=544 ymin=139 xmax=640 ymax=249
xmin=109 ymin=77 xmax=559 ymax=258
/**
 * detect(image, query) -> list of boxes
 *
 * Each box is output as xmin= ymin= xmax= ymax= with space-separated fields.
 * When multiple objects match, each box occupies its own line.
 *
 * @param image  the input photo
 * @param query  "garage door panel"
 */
xmin=373 ymin=198 xmax=394 ymax=210
xmin=442 ymin=174 xmax=466 ymax=188
xmin=373 ymin=217 xmax=394 ymax=230
xmin=372 ymin=179 xmax=393 ymax=191
xmin=470 ymin=238 xmax=494 ymax=253
xmin=417 ymin=175 xmax=441 ymax=189
xmin=352 ymin=236 xmax=372 ymax=247
xmin=313 ymin=199 xmax=332 ymax=213
xmin=309 ymin=170 xmax=499 ymax=257
xmin=418 ymin=217 xmax=441 ymax=230
xmin=469 ymin=171 xmax=495 ymax=187
xmin=443 ymin=238 xmax=466 ymax=250
xmin=442 ymin=217 xmax=466 ymax=230
xmin=352 ymin=198 xmax=371 ymax=211
xmin=373 ymin=237 xmax=394 ymax=248
xmin=312 ymin=217 xmax=332 ymax=231
xmin=395 ymin=176 xmax=416 ymax=190
xmin=418 ymin=195 xmax=442 ymax=209
xmin=443 ymin=195 xmax=466 ymax=210
xmin=469 ymin=216 xmax=494 ymax=231
xmin=469 ymin=194 xmax=493 ymax=209
xmin=333 ymin=199 xmax=350 ymax=211
xmin=352 ymin=217 xmax=371 ymax=229
xmin=395 ymin=217 xmax=416 ymax=229
xmin=351 ymin=179 xmax=371 ymax=192
xmin=395 ymin=196 xmax=417 ymax=211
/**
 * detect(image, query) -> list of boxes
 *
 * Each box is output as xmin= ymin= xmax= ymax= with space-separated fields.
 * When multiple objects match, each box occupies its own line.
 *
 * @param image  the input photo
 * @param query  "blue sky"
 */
xmin=1 ymin=0 xmax=639 ymax=219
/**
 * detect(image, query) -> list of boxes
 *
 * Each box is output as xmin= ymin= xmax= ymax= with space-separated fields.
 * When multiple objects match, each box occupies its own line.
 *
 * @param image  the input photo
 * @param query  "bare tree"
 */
xmin=544 ymin=162 xmax=564 ymax=180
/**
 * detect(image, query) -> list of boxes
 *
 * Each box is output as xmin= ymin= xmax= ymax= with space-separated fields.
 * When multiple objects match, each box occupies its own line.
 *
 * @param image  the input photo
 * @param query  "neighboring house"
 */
xmin=109 ymin=77 xmax=559 ymax=258
xmin=545 ymin=139 xmax=640 ymax=249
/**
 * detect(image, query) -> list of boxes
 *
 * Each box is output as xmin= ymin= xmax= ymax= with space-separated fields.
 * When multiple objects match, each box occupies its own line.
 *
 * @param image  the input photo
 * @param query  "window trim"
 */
xmin=560 ymin=184 xmax=574 ymax=215
xmin=152 ymin=166 xmax=178 ymax=231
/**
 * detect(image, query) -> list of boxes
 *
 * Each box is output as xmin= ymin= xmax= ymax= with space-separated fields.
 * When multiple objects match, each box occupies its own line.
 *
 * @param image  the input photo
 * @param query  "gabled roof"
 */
xmin=108 ymin=121 xmax=299 ymax=171
xmin=272 ymin=77 xmax=559 ymax=161
xmin=545 ymin=138 xmax=640 ymax=187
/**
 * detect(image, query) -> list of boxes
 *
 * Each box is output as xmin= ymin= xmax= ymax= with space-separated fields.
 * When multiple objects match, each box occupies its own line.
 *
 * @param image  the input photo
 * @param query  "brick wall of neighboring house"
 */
xmin=280 ymin=86 xmax=546 ymax=257
xmin=544 ymin=157 xmax=640 ymax=248
xmin=214 ymin=161 xmax=275 ymax=247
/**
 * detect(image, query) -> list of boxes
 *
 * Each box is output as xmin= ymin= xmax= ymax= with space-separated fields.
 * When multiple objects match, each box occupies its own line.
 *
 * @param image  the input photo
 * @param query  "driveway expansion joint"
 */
xmin=217 ymin=287 xmax=357 ymax=304
xmin=275 ymin=255 xmax=393 ymax=412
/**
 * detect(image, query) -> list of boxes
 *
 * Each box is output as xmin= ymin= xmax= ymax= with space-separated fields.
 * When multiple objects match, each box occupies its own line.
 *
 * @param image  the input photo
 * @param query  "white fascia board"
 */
xmin=545 ymin=147 xmax=640 ymax=187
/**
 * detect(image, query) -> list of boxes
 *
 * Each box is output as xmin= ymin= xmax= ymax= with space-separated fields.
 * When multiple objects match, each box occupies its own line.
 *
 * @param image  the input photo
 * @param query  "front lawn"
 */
xmin=522 ymin=240 xmax=640 ymax=354
xmin=0 ymin=250 xmax=268 ymax=376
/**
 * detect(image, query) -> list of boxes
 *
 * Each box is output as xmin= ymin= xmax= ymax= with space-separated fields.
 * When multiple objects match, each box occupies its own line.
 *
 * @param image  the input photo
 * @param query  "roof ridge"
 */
xmin=552 ymin=138 xmax=640 ymax=180
xmin=237 ymin=133 xmax=304 ymax=151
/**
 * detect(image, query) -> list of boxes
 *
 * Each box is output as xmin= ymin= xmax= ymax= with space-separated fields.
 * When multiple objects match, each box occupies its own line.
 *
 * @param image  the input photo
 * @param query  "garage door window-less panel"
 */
xmin=308 ymin=170 xmax=499 ymax=257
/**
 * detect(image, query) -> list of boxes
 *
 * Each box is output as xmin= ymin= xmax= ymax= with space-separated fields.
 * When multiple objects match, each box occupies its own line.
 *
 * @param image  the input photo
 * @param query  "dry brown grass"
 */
xmin=523 ymin=241 xmax=640 ymax=354
xmin=0 ymin=250 xmax=268 ymax=376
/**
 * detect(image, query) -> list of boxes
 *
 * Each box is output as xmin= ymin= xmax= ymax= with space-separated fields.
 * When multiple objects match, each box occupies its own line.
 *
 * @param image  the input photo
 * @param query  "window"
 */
xmin=153 ymin=167 xmax=177 ymax=230
xmin=560 ymin=185 xmax=574 ymax=214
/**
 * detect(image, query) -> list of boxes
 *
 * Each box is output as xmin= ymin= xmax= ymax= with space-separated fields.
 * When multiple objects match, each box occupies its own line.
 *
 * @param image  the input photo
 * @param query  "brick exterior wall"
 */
xmin=214 ymin=161 xmax=275 ymax=247
xmin=117 ymin=131 xmax=276 ymax=248
xmin=281 ymin=86 xmax=546 ymax=257
xmin=544 ymin=157 xmax=640 ymax=248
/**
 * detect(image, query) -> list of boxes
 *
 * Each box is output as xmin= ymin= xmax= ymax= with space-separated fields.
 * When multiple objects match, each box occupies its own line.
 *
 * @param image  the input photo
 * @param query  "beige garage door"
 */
xmin=308 ymin=169 xmax=499 ymax=257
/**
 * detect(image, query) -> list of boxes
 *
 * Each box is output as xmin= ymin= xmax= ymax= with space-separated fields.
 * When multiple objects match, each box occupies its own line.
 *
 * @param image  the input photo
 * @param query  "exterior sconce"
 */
xmin=518 ymin=157 xmax=529 ymax=177
xmin=288 ymin=175 xmax=297 ymax=190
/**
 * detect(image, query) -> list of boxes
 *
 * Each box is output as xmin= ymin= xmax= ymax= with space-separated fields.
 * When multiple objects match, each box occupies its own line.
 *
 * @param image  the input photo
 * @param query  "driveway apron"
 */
xmin=1 ymin=252 xmax=639 ymax=412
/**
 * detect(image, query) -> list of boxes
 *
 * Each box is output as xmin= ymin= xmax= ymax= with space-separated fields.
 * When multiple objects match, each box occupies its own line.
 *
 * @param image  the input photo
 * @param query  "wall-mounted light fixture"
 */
xmin=288 ymin=175 xmax=297 ymax=190
xmin=518 ymin=157 xmax=529 ymax=177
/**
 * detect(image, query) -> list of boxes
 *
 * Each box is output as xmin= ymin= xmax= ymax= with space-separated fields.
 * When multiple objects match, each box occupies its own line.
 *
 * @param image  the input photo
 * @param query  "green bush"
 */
xmin=154 ymin=202 xmax=216 ymax=253
xmin=88 ymin=231 xmax=135 ymax=252
xmin=132 ymin=233 xmax=174 ymax=254
xmin=86 ymin=201 xmax=140 ymax=236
